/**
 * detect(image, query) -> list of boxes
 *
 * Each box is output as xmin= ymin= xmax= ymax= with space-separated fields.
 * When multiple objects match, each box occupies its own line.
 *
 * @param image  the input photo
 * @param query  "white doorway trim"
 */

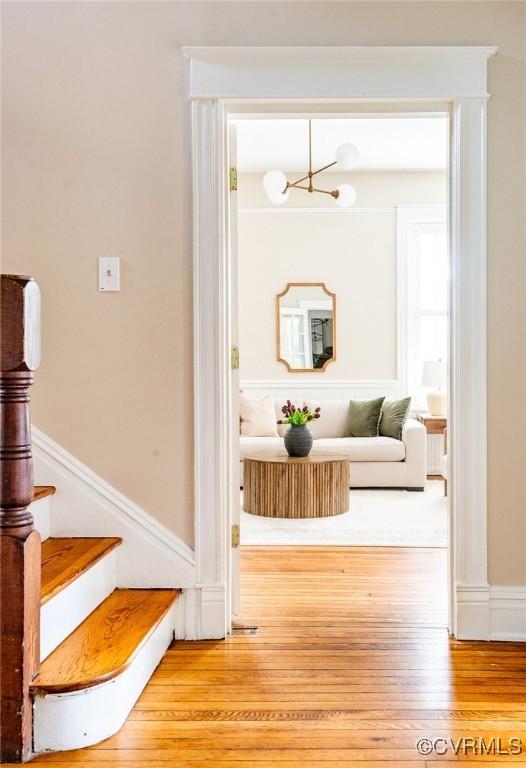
xmin=184 ymin=45 xmax=497 ymax=640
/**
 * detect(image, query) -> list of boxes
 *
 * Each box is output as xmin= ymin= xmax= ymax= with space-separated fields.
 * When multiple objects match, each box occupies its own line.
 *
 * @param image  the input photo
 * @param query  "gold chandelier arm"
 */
xmin=288 ymin=182 xmax=339 ymax=198
xmin=312 ymin=187 xmax=339 ymax=198
xmin=310 ymin=160 xmax=338 ymax=177
xmin=281 ymin=119 xmax=341 ymax=198
xmin=288 ymin=159 xmax=337 ymax=188
xmin=287 ymin=183 xmax=311 ymax=191
xmin=288 ymin=173 xmax=310 ymax=187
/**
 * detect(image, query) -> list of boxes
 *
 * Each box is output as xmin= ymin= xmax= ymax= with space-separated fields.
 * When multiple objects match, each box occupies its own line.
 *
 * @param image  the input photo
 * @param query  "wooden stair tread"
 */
xmin=41 ymin=537 xmax=122 ymax=605
xmin=32 ymin=485 xmax=56 ymax=502
xmin=32 ymin=588 xmax=179 ymax=694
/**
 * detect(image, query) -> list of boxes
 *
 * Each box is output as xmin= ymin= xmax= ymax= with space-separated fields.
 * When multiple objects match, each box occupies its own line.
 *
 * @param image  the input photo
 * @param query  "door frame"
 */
xmin=184 ymin=45 xmax=497 ymax=640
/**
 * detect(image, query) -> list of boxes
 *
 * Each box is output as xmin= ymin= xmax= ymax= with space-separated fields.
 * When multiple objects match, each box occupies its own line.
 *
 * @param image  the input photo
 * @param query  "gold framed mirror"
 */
xmin=276 ymin=283 xmax=336 ymax=372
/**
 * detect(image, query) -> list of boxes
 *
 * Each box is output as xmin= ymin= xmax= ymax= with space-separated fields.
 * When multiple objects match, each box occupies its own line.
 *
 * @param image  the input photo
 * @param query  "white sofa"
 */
xmin=240 ymin=398 xmax=427 ymax=491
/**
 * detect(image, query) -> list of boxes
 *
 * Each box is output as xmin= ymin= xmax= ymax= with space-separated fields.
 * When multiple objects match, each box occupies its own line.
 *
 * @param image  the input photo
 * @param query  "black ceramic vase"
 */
xmin=284 ymin=424 xmax=313 ymax=458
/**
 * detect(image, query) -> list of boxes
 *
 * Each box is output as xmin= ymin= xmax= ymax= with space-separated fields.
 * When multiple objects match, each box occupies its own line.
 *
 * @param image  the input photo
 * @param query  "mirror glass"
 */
xmin=277 ymin=283 xmax=336 ymax=372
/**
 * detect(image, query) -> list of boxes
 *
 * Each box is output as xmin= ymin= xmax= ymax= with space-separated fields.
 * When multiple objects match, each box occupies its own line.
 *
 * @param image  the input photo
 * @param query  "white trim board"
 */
xmin=238 ymin=207 xmax=395 ymax=214
xmin=490 ymin=587 xmax=526 ymax=641
xmin=186 ymin=45 xmax=498 ymax=640
xmin=241 ymin=379 xmax=400 ymax=398
xmin=183 ymin=46 xmax=497 ymax=100
xmin=457 ymin=586 xmax=526 ymax=642
xmin=32 ymin=426 xmax=196 ymax=588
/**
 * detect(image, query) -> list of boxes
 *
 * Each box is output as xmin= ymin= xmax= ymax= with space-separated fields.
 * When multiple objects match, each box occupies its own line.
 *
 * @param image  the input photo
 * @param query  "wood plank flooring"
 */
xmin=33 ymin=546 xmax=526 ymax=766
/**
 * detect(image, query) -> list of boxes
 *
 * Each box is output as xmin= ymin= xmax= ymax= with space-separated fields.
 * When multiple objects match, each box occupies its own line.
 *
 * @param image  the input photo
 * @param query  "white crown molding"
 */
xmin=31 ymin=426 xmax=196 ymax=587
xmin=238 ymin=206 xmax=395 ymax=214
xmin=183 ymin=46 xmax=497 ymax=101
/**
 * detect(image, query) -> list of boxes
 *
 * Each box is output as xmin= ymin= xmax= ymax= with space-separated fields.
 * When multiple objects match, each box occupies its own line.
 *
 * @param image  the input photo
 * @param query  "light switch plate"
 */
xmin=98 ymin=257 xmax=120 ymax=291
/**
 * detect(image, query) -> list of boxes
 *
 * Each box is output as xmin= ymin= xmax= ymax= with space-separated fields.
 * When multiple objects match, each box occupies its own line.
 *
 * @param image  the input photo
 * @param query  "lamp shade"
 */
xmin=335 ymin=143 xmax=360 ymax=170
xmin=422 ymin=360 xmax=446 ymax=388
xmin=262 ymin=170 xmax=287 ymax=195
xmin=334 ymin=184 xmax=356 ymax=208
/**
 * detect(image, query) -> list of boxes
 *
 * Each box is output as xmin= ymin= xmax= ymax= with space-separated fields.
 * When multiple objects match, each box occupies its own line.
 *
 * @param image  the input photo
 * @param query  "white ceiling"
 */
xmin=233 ymin=117 xmax=448 ymax=172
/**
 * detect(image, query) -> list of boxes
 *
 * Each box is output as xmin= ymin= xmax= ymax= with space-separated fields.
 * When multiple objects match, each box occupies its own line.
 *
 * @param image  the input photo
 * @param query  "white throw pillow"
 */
xmin=240 ymin=395 xmax=279 ymax=437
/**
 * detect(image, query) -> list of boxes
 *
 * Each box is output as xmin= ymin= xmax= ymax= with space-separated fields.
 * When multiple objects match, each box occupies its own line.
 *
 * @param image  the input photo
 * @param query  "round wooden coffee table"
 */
xmin=243 ymin=452 xmax=349 ymax=519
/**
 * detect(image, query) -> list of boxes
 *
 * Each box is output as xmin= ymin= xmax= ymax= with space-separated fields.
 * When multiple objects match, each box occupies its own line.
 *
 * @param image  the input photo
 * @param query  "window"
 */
xmin=397 ymin=206 xmax=448 ymax=410
xmin=279 ymin=308 xmax=312 ymax=369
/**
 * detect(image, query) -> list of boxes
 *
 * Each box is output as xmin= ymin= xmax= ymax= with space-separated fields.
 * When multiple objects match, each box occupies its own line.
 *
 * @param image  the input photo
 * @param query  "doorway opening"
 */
xmin=229 ymin=109 xmax=450 ymax=627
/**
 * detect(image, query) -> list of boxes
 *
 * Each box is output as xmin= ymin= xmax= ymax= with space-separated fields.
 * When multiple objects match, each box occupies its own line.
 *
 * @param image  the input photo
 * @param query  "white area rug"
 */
xmin=241 ymin=480 xmax=447 ymax=547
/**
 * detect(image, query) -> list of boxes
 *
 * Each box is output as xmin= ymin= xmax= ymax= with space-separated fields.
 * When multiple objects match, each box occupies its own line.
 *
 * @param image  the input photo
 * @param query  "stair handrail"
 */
xmin=0 ymin=274 xmax=42 ymax=762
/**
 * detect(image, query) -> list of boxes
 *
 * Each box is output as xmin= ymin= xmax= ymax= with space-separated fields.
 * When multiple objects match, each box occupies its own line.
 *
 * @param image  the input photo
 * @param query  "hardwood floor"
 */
xmin=34 ymin=546 xmax=526 ymax=767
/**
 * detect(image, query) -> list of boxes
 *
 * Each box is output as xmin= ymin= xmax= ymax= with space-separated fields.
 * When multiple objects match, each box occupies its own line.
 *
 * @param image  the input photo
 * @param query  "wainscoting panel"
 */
xmin=240 ymin=379 xmax=401 ymax=402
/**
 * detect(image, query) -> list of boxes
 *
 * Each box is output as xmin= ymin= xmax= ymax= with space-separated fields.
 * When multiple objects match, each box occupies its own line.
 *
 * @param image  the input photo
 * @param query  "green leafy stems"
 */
xmin=277 ymin=401 xmax=321 ymax=426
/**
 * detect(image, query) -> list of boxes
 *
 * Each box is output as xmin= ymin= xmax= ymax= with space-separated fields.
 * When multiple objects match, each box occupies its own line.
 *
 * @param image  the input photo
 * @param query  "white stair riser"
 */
xmin=41 ymin=552 xmax=117 ymax=660
xmin=32 ymin=497 xmax=51 ymax=541
xmin=34 ymin=602 xmax=177 ymax=752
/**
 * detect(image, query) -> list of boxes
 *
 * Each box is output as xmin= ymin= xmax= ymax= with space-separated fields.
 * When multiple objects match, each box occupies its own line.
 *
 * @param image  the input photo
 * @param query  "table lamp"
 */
xmin=422 ymin=359 xmax=447 ymax=416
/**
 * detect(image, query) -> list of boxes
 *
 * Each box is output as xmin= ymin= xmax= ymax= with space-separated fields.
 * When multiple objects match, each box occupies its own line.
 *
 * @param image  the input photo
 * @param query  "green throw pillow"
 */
xmin=346 ymin=397 xmax=385 ymax=437
xmin=380 ymin=397 xmax=412 ymax=440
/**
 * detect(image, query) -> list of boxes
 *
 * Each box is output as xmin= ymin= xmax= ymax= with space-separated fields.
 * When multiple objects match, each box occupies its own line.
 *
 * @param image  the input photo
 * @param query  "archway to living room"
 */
xmin=230 ymin=109 xmax=450 ymax=633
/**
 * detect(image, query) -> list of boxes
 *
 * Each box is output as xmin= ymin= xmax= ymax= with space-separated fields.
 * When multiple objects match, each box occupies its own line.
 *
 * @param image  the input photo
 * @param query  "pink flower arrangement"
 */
xmin=277 ymin=400 xmax=321 ymax=426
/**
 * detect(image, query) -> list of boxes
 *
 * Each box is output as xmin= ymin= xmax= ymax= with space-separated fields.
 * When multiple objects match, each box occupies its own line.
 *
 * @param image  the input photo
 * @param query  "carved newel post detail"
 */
xmin=1 ymin=275 xmax=42 ymax=762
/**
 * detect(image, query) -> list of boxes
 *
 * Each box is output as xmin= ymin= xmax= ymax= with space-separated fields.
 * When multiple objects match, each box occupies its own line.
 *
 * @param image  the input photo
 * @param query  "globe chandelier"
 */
xmin=262 ymin=120 xmax=359 ymax=207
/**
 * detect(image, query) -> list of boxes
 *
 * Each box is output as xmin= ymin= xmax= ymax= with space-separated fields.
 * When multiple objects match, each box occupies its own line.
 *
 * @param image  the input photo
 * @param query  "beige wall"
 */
xmin=238 ymin=171 xmax=446 ymax=381
xmin=1 ymin=2 xmax=525 ymax=585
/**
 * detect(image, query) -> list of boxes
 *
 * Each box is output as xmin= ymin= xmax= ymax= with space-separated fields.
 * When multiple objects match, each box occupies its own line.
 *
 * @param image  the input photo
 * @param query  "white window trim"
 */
xmin=397 ymin=204 xmax=448 ymax=410
xmin=279 ymin=307 xmax=312 ymax=369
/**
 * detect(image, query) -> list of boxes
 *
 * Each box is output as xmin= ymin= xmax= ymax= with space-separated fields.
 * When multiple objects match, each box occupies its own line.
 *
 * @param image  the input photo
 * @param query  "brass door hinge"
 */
xmin=229 ymin=167 xmax=238 ymax=192
xmin=231 ymin=524 xmax=240 ymax=549
xmin=231 ymin=346 xmax=239 ymax=370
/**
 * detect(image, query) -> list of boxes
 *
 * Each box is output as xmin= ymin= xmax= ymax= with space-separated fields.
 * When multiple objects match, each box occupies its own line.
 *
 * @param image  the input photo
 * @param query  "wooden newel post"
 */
xmin=1 ymin=275 xmax=42 ymax=763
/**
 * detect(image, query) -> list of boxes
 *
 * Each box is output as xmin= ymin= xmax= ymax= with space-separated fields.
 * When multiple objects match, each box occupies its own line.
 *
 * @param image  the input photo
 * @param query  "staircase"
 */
xmin=30 ymin=487 xmax=180 ymax=753
xmin=0 ymin=276 xmax=182 ymax=762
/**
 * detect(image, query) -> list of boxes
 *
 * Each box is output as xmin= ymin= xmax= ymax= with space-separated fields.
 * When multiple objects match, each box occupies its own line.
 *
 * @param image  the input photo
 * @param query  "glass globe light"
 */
xmin=267 ymin=189 xmax=290 ymax=205
xmin=335 ymin=184 xmax=356 ymax=208
xmin=335 ymin=143 xmax=360 ymax=170
xmin=262 ymin=170 xmax=287 ymax=195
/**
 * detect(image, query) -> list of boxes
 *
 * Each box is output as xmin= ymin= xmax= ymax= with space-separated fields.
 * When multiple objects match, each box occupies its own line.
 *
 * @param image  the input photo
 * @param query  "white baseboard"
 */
xmin=456 ymin=585 xmax=526 ymax=641
xmin=490 ymin=586 xmax=526 ymax=641
xmin=174 ymin=584 xmax=227 ymax=640
xmin=31 ymin=426 xmax=196 ymax=589
xmin=455 ymin=585 xmax=491 ymax=640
